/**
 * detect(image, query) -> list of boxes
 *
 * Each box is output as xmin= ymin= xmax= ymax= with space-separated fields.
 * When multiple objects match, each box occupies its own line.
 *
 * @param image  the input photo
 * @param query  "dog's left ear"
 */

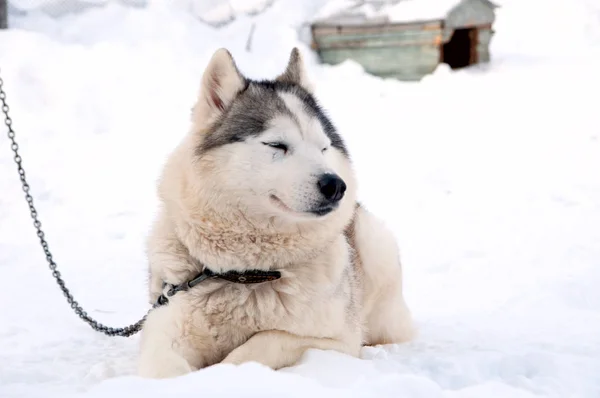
xmin=276 ymin=48 xmax=314 ymax=93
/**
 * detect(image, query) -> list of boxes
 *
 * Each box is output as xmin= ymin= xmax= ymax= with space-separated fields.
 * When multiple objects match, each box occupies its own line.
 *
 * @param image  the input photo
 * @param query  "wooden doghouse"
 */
xmin=310 ymin=0 xmax=498 ymax=81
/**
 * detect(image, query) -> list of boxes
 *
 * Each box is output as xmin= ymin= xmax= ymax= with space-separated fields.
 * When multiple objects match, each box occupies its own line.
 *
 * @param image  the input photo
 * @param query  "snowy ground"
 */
xmin=1 ymin=0 xmax=600 ymax=397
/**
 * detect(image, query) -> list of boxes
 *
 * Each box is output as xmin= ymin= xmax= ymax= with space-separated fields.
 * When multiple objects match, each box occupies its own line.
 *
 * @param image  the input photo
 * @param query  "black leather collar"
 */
xmin=154 ymin=267 xmax=281 ymax=307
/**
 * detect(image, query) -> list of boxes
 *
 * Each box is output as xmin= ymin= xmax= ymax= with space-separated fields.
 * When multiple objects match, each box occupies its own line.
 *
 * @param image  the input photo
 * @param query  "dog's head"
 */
xmin=168 ymin=48 xmax=356 ymax=229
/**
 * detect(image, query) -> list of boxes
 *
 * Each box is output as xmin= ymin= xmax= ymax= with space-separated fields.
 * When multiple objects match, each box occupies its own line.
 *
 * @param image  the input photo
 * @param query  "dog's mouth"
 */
xmin=270 ymin=194 xmax=295 ymax=213
xmin=269 ymin=195 xmax=336 ymax=217
xmin=307 ymin=203 xmax=337 ymax=216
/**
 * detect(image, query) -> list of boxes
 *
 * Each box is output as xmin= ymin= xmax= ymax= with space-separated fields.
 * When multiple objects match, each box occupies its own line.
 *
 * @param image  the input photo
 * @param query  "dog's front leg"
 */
xmin=137 ymin=303 xmax=215 ymax=379
xmin=221 ymin=330 xmax=360 ymax=370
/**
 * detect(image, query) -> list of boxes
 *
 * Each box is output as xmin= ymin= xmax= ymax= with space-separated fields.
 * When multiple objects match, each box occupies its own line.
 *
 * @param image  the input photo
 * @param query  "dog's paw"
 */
xmin=221 ymin=342 xmax=281 ymax=368
xmin=220 ymin=345 xmax=254 ymax=366
xmin=220 ymin=333 xmax=295 ymax=370
xmin=138 ymin=356 xmax=194 ymax=379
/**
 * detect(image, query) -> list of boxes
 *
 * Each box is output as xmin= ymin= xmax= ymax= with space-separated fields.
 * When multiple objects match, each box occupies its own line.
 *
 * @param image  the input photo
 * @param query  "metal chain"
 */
xmin=0 ymin=69 xmax=148 ymax=337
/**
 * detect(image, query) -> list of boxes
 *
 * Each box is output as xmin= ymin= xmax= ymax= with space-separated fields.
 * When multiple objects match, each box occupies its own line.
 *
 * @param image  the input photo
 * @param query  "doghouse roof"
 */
xmin=311 ymin=0 xmax=498 ymax=26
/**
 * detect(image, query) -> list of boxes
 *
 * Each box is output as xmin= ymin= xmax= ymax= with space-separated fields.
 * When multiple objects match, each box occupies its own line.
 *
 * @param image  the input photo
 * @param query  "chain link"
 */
xmin=0 ymin=69 xmax=148 ymax=337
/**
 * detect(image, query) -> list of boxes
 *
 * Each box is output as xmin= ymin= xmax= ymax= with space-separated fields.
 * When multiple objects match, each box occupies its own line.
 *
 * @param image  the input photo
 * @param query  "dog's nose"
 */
xmin=317 ymin=173 xmax=346 ymax=203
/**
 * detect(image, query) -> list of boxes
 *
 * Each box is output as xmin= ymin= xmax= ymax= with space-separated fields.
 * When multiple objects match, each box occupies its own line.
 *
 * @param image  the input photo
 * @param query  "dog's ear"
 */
xmin=276 ymin=48 xmax=314 ymax=93
xmin=196 ymin=48 xmax=246 ymax=125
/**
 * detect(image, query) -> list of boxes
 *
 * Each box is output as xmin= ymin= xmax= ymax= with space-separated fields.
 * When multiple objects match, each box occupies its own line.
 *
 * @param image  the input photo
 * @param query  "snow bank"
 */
xmin=386 ymin=0 xmax=464 ymax=22
xmin=1 ymin=1 xmax=600 ymax=398
xmin=311 ymin=0 xmax=465 ymax=25
xmin=10 ymin=0 xmax=278 ymax=26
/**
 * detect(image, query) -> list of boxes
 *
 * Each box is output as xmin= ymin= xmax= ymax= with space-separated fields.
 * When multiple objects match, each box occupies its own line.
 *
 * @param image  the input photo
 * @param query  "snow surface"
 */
xmin=9 ymin=0 xmax=275 ymax=25
xmin=311 ymin=0 xmax=464 ymax=25
xmin=386 ymin=0 xmax=464 ymax=23
xmin=1 ymin=0 xmax=600 ymax=397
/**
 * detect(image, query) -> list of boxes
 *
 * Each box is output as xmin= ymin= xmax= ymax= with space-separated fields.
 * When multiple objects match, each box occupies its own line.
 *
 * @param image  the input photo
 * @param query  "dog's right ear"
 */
xmin=196 ymin=48 xmax=246 ymax=125
xmin=276 ymin=48 xmax=314 ymax=93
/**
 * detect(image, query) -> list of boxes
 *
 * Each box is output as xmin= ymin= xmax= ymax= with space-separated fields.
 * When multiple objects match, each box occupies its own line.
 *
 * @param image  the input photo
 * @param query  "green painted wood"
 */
xmin=315 ymin=29 xmax=443 ymax=49
xmin=477 ymin=49 xmax=490 ymax=63
xmin=315 ymin=28 xmax=442 ymax=45
xmin=476 ymin=28 xmax=494 ymax=63
xmin=319 ymin=46 xmax=440 ymax=68
xmin=319 ymin=45 xmax=440 ymax=79
xmin=446 ymin=0 xmax=495 ymax=29
xmin=477 ymin=28 xmax=493 ymax=45
xmin=313 ymin=21 xmax=442 ymax=34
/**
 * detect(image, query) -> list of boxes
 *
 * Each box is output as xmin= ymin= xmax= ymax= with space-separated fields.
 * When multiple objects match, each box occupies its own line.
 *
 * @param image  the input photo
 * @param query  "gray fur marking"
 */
xmin=197 ymin=80 xmax=348 ymax=157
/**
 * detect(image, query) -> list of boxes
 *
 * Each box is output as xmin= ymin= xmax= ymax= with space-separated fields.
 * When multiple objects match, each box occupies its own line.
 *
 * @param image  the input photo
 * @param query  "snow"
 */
xmin=1 ymin=0 xmax=600 ymax=397
xmin=386 ymin=0 xmax=465 ymax=23
xmin=311 ymin=0 xmax=368 ymax=24
xmin=311 ymin=0 xmax=466 ymax=25
xmin=9 ymin=0 xmax=275 ymax=25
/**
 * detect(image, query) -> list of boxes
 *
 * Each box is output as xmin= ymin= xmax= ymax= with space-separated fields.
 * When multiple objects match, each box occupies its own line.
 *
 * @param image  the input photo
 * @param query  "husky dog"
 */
xmin=138 ymin=47 xmax=414 ymax=378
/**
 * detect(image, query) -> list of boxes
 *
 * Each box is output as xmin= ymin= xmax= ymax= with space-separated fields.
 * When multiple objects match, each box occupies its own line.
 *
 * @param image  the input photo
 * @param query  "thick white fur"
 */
xmin=137 ymin=48 xmax=414 ymax=378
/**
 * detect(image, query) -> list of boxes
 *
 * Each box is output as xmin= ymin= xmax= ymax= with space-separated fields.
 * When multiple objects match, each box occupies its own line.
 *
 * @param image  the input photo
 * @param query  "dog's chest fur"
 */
xmin=173 ymin=233 xmax=360 ymax=365
xmin=146 ymin=209 xmax=362 ymax=367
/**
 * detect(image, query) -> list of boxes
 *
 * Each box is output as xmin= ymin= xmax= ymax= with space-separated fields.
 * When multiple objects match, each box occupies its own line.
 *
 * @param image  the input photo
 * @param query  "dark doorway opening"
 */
xmin=441 ymin=28 xmax=478 ymax=69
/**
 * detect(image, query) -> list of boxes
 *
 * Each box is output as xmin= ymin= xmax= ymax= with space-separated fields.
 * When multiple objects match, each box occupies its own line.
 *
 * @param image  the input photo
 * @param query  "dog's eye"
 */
xmin=322 ymin=147 xmax=328 ymax=153
xmin=263 ymin=142 xmax=288 ymax=154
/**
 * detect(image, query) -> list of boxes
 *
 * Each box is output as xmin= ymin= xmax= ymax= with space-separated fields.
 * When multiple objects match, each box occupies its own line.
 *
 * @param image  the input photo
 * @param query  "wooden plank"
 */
xmin=0 ymin=0 xmax=7 ymax=29
xmin=319 ymin=52 xmax=428 ymax=73
xmin=319 ymin=45 xmax=440 ymax=79
xmin=315 ymin=28 xmax=441 ymax=43
xmin=477 ymin=28 xmax=494 ymax=45
xmin=312 ymin=21 xmax=442 ymax=36
xmin=476 ymin=27 xmax=494 ymax=63
xmin=477 ymin=48 xmax=490 ymax=63
xmin=469 ymin=28 xmax=479 ymax=64
xmin=319 ymin=45 xmax=440 ymax=64
xmin=317 ymin=38 xmax=443 ymax=49
xmin=315 ymin=31 xmax=443 ymax=50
